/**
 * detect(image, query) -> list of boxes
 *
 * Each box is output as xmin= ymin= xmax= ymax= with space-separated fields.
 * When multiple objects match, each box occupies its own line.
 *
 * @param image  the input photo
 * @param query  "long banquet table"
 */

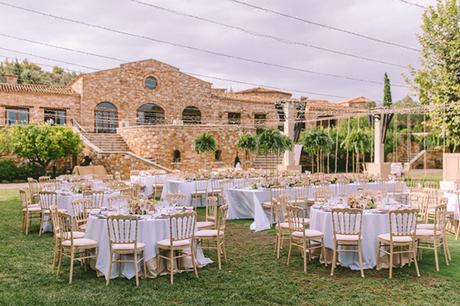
xmin=225 ymin=181 xmax=409 ymax=231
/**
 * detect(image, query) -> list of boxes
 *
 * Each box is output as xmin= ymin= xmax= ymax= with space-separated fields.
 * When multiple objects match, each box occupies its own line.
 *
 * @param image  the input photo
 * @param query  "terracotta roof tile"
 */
xmin=0 ymin=83 xmax=77 ymax=95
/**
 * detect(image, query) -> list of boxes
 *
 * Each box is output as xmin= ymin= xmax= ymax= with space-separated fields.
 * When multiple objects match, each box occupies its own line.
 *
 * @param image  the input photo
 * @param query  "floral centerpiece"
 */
xmin=348 ymin=193 xmax=377 ymax=209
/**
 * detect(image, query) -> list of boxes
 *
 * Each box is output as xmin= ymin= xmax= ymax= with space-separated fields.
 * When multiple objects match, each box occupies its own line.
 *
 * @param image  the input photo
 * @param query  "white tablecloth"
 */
xmin=85 ymin=215 xmax=212 ymax=279
xmin=226 ymin=182 xmax=408 ymax=232
xmin=444 ymin=192 xmax=460 ymax=220
xmin=310 ymin=207 xmax=390 ymax=270
xmin=57 ymin=191 xmax=117 ymax=216
xmin=131 ymin=175 xmax=175 ymax=197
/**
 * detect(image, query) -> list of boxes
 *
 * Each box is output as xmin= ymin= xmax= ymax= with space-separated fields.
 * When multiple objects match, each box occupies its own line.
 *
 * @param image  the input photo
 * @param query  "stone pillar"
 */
xmin=279 ymin=100 xmax=302 ymax=172
xmin=367 ymin=114 xmax=391 ymax=178
xmin=374 ymin=115 xmax=384 ymax=163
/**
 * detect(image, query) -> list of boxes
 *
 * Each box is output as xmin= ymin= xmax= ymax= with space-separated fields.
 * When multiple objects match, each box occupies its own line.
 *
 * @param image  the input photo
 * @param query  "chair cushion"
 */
xmin=336 ymin=234 xmax=360 ymax=241
xmin=157 ymin=238 xmax=191 ymax=248
xmin=23 ymin=206 xmax=41 ymax=212
xmin=416 ymin=229 xmax=442 ymax=237
xmin=378 ymin=233 xmax=413 ymax=243
xmin=196 ymin=221 xmax=214 ymax=229
xmin=196 ymin=229 xmax=223 ymax=238
xmin=277 ymin=222 xmax=290 ymax=229
xmin=416 ymin=223 xmax=434 ymax=230
xmin=57 ymin=231 xmax=85 ymax=239
xmin=292 ymin=229 xmax=323 ymax=238
xmin=262 ymin=202 xmax=272 ymax=209
xmin=62 ymin=238 xmax=98 ymax=248
xmin=112 ymin=242 xmax=145 ymax=251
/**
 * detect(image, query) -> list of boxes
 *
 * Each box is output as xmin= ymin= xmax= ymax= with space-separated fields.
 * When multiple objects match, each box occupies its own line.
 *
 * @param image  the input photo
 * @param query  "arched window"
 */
xmin=173 ymin=150 xmax=181 ymax=163
xmin=95 ymin=102 xmax=117 ymax=133
xmin=137 ymin=103 xmax=165 ymax=125
xmin=182 ymin=106 xmax=201 ymax=124
xmin=214 ymin=149 xmax=222 ymax=162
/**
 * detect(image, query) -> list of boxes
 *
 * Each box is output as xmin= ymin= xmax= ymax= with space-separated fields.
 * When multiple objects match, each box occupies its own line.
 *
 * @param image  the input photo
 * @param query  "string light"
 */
xmin=130 ymin=0 xmax=406 ymax=68
xmin=0 ymin=1 xmax=406 ymax=87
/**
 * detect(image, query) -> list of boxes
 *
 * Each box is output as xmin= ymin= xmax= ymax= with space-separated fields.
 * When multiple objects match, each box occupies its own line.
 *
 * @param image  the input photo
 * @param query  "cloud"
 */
xmin=0 ymin=0 xmax=435 ymax=102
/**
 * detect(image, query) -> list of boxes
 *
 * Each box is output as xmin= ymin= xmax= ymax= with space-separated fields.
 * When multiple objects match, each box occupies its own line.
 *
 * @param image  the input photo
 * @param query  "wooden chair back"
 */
xmin=166 ymin=193 xmax=186 ymax=208
xmin=216 ymin=204 xmax=229 ymax=235
xmin=286 ymin=204 xmax=306 ymax=233
xmin=433 ymin=199 xmax=448 ymax=236
xmin=83 ymin=190 xmax=104 ymax=209
xmin=205 ymin=196 xmax=218 ymax=221
xmin=106 ymin=215 xmax=140 ymax=248
xmin=168 ymin=210 xmax=196 ymax=243
xmin=194 ymin=180 xmax=208 ymax=193
xmin=108 ymin=194 xmax=130 ymax=210
xmin=331 ymin=208 xmax=363 ymax=238
xmin=39 ymin=191 xmax=57 ymax=211
xmin=389 ymin=209 xmax=418 ymax=240
xmin=72 ymin=198 xmax=92 ymax=229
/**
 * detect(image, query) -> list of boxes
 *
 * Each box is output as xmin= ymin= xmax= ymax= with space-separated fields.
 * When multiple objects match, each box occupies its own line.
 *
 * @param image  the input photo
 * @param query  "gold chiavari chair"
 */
xmin=19 ymin=189 xmax=41 ymax=235
xmin=314 ymin=187 xmax=332 ymax=205
xmin=157 ymin=210 xmax=198 ymax=284
xmin=106 ymin=215 xmax=147 ymax=287
xmin=39 ymin=175 xmax=51 ymax=182
xmin=165 ymin=193 xmax=186 ymax=208
xmin=72 ymin=198 xmax=92 ymax=231
xmin=108 ymin=194 xmax=130 ymax=211
xmin=286 ymin=204 xmax=326 ymax=272
xmin=273 ymin=195 xmax=289 ymax=259
xmin=83 ymin=190 xmax=105 ymax=209
xmin=38 ymin=191 xmax=57 ymax=236
xmin=56 ymin=211 xmax=98 ymax=284
xmin=376 ymin=209 xmax=420 ymax=279
xmin=330 ymin=208 xmax=364 ymax=278
xmin=50 ymin=206 xmax=85 ymax=271
xmin=208 ymin=179 xmax=228 ymax=205
xmin=195 ymin=204 xmax=229 ymax=270
xmin=152 ymin=174 xmax=166 ymax=200
xmin=27 ymin=177 xmax=40 ymax=204
xmin=262 ymin=187 xmax=285 ymax=225
xmin=416 ymin=200 xmax=451 ymax=271
xmin=197 ymin=196 xmax=218 ymax=230
xmin=190 ymin=180 xmax=208 ymax=209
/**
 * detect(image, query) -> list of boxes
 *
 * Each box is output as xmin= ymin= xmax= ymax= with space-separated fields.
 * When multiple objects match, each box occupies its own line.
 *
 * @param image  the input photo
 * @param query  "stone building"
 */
xmin=0 ymin=58 xmax=368 ymax=175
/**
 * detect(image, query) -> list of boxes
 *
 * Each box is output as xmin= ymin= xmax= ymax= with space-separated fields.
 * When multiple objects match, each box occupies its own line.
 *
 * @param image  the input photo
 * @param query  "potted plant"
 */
xmin=194 ymin=132 xmax=217 ymax=170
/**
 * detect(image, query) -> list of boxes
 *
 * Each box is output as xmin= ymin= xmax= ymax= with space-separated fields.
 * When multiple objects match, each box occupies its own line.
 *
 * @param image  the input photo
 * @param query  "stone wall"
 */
xmin=71 ymin=59 xmax=283 ymax=131
xmin=0 ymin=91 xmax=80 ymax=127
xmin=118 ymin=125 xmax=256 ymax=171
xmin=84 ymin=149 xmax=152 ymax=180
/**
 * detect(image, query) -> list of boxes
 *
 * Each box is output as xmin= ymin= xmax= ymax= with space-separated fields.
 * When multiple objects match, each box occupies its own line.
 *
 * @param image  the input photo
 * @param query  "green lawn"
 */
xmin=1 ymin=189 xmax=460 ymax=305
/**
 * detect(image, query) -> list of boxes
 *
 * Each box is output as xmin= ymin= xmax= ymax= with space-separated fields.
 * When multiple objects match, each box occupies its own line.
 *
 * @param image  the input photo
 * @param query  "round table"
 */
xmin=310 ymin=206 xmax=402 ymax=270
xmin=85 ymin=214 xmax=212 ymax=279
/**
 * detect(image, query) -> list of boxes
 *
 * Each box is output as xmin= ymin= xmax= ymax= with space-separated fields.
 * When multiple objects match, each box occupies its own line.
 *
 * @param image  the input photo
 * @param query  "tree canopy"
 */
xmin=0 ymin=59 xmax=78 ymax=86
xmin=407 ymin=0 xmax=460 ymax=151
xmin=0 ymin=124 xmax=82 ymax=170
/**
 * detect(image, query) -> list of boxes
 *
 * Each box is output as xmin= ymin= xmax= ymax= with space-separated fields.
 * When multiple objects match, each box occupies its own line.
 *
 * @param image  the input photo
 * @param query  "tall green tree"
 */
xmin=0 ymin=124 xmax=82 ymax=171
xmin=383 ymin=72 xmax=392 ymax=107
xmin=407 ymin=0 xmax=460 ymax=151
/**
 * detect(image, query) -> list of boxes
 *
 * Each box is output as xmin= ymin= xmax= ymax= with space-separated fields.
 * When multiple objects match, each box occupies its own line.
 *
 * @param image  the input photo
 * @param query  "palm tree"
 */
xmin=194 ymin=132 xmax=217 ymax=170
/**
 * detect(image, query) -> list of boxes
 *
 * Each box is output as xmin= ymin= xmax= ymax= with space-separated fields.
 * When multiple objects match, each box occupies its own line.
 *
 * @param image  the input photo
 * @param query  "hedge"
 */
xmin=0 ymin=160 xmax=46 ymax=183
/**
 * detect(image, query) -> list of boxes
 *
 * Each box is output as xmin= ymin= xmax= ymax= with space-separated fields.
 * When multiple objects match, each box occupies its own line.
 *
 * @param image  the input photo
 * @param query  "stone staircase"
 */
xmin=84 ymin=133 xmax=130 ymax=152
xmin=252 ymin=153 xmax=283 ymax=170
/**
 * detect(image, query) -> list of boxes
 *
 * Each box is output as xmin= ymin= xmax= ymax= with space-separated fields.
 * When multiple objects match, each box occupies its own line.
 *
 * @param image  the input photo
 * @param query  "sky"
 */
xmin=0 ymin=0 xmax=438 ymax=102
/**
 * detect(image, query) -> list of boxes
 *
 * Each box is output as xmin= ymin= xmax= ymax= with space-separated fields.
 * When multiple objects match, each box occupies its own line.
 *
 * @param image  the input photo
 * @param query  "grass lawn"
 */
xmin=1 ymin=188 xmax=460 ymax=305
